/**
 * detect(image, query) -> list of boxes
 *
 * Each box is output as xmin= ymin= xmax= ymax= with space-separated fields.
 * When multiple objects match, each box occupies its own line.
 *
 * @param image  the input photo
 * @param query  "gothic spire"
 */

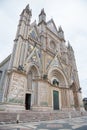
xmin=39 ymin=8 xmax=46 ymax=16
xmin=20 ymin=4 xmax=32 ymax=16
xmin=39 ymin=8 xmax=46 ymax=24
xmin=25 ymin=4 xmax=29 ymax=9
xmin=15 ymin=4 xmax=32 ymax=40
xmin=58 ymin=26 xmax=65 ymax=41
xmin=58 ymin=26 xmax=64 ymax=33
xmin=67 ymin=41 xmax=73 ymax=51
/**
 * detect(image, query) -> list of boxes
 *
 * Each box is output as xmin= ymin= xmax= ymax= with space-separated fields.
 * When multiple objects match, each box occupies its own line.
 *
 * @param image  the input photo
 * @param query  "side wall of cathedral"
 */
xmin=0 ymin=55 xmax=10 ymax=102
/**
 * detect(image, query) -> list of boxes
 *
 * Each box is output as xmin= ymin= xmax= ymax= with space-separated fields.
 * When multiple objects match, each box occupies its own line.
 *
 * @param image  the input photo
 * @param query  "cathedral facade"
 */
xmin=0 ymin=5 xmax=83 ymax=111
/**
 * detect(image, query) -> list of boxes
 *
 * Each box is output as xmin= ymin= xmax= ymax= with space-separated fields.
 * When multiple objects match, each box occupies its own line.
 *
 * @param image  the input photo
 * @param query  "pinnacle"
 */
xmin=41 ymin=8 xmax=45 ymax=12
xmin=20 ymin=4 xmax=32 ymax=17
xmin=25 ymin=4 xmax=29 ymax=9
xmin=59 ymin=26 xmax=63 ymax=32
xmin=25 ymin=4 xmax=32 ymax=16
xmin=39 ymin=8 xmax=46 ymax=16
xmin=68 ymin=41 xmax=70 ymax=46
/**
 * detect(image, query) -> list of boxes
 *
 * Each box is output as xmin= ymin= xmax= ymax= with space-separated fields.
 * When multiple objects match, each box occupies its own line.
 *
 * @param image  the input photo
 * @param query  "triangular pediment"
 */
xmin=47 ymin=19 xmax=58 ymax=35
xmin=25 ymin=47 xmax=42 ymax=69
xmin=46 ymin=54 xmax=69 ymax=84
xmin=29 ymin=22 xmax=39 ymax=41
xmin=46 ymin=54 xmax=61 ymax=71
xmin=51 ymin=57 xmax=59 ymax=67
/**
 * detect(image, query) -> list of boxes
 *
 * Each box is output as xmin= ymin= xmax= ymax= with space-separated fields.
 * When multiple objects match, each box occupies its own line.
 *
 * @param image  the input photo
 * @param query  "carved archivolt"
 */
xmin=48 ymin=67 xmax=68 ymax=88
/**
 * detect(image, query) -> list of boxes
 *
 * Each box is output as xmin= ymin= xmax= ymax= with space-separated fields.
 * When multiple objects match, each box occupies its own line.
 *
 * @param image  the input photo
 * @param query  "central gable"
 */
xmin=47 ymin=19 xmax=58 ymax=36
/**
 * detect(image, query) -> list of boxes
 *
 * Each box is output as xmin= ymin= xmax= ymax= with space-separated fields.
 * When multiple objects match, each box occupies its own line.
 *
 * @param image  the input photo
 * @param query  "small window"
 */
xmin=0 ymin=70 xmax=2 ymax=81
xmin=53 ymin=79 xmax=59 ymax=86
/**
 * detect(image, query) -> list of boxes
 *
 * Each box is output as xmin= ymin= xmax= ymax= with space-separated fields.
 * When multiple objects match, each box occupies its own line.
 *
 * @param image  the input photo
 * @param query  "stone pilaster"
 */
xmin=8 ymin=43 xmax=17 ymax=70
xmin=13 ymin=37 xmax=23 ymax=68
xmin=19 ymin=42 xmax=26 ymax=65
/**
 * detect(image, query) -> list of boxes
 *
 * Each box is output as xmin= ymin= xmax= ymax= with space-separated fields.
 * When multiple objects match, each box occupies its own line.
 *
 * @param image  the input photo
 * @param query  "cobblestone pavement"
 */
xmin=0 ymin=116 xmax=87 ymax=130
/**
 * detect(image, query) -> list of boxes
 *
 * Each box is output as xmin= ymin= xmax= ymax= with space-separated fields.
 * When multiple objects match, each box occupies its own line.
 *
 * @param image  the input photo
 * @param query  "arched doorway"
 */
xmin=25 ymin=65 xmax=39 ymax=110
xmin=48 ymin=67 xmax=68 ymax=110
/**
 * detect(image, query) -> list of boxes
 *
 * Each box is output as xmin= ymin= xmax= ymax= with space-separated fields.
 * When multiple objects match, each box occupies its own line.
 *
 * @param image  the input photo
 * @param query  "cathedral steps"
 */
xmin=0 ymin=111 xmax=87 ymax=124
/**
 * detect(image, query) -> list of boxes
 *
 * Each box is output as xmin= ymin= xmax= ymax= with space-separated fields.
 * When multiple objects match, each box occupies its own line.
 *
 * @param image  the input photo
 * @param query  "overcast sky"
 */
xmin=0 ymin=0 xmax=87 ymax=98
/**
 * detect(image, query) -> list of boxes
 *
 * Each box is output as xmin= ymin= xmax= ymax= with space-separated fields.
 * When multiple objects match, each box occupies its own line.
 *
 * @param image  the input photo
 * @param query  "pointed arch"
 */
xmin=26 ymin=62 xmax=40 ymax=76
xmin=48 ymin=66 xmax=69 ymax=109
xmin=27 ymin=64 xmax=40 ymax=106
xmin=48 ymin=66 xmax=68 ymax=88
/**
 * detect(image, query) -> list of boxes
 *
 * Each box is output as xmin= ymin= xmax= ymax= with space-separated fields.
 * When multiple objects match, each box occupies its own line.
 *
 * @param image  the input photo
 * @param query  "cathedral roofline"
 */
xmin=0 ymin=54 xmax=11 ymax=67
xmin=46 ymin=25 xmax=66 ymax=42
xmin=20 ymin=4 xmax=32 ymax=16
xmin=67 ymin=41 xmax=74 ymax=52
xmin=47 ymin=18 xmax=58 ymax=33
xmin=39 ymin=8 xmax=46 ymax=16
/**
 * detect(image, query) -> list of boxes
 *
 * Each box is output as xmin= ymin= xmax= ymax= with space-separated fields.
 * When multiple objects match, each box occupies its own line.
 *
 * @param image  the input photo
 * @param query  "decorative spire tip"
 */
xmin=25 ymin=4 xmax=29 ymax=9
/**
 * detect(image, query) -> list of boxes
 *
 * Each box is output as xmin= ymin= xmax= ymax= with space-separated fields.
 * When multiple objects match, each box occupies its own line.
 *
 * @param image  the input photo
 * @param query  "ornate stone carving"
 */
xmin=26 ymin=44 xmax=34 ymax=59
xmin=8 ymin=73 xmax=26 ymax=104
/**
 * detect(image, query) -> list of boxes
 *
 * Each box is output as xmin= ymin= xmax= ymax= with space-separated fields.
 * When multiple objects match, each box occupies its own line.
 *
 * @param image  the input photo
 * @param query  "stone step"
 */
xmin=0 ymin=111 xmax=87 ymax=123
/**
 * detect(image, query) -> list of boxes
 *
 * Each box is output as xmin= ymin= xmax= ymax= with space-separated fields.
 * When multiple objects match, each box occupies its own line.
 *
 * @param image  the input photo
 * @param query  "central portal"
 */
xmin=25 ymin=94 xmax=31 ymax=110
xmin=53 ymin=90 xmax=59 ymax=110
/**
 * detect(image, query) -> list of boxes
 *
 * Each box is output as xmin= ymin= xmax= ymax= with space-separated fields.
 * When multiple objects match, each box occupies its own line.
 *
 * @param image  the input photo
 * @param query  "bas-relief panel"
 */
xmin=39 ymin=83 xmax=49 ymax=106
xmin=8 ymin=73 xmax=26 ymax=104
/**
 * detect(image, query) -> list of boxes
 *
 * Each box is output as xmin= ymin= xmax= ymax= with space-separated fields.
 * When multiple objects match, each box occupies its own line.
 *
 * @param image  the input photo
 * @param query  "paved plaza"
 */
xmin=0 ymin=116 xmax=87 ymax=130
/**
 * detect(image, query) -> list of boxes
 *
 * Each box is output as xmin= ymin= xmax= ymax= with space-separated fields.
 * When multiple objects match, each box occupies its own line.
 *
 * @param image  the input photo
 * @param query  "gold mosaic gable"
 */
xmin=29 ymin=26 xmax=39 ymax=41
xmin=25 ymin=46 xmax=42 ymax=68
